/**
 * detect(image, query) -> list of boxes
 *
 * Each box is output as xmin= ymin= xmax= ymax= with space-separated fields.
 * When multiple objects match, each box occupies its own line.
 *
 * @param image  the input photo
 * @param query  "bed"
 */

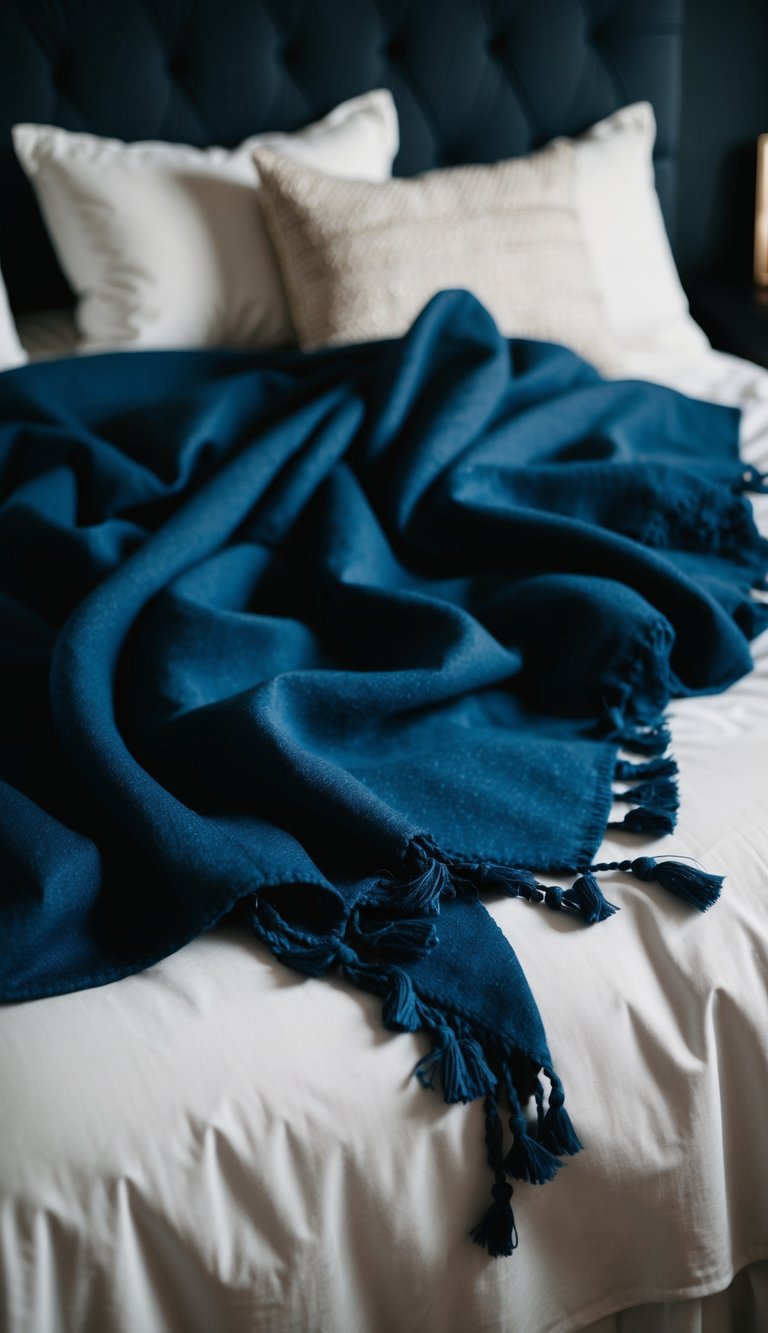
xmin=1 ymin=2 xmax=767 ymax=1331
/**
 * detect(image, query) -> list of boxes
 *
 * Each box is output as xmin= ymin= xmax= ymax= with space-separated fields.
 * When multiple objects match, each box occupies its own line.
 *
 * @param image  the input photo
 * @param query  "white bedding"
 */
xmin=1 ymin=344 xmax=768 ymax=1333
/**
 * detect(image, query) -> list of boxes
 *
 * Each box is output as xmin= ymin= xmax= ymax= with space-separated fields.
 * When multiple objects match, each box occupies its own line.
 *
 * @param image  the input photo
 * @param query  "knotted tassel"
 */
xmin=503 ymin=1074 xmax=563 ymax=1183
xmin=610 ymin=805 xmax=676 ymax=836
xmin=416 ymin=1024 xmax=497 ymax=1103
xmin=471 ymin=1095 xmax=519 ymax=1258
xmin=457 ymin=861 xmax=543 ymax=903
xmin=394 ymin=837 xmax=460 ymax=914
xmin=443 ymin=1033 xmax=498 ymax=1104
xmin=504 ymin=1123 xmax=562 ymax=1183
xmin=587 ymin=857 xmax=724 ymax=914
xmin=350 ymin=912 xmax=438 ymax=962
xmin=542 ymin=884 xmax=582 ymax=915
xmin=539 ymin=1070 xmax=583 ymax=1158
xmin=617 ymin=778 xmax=678 ymax=813
xmin=471 ymin=1180 xmax=519 ymax=1257
xmin=741 ymin=463 xmax=768 ymax=493
xmin=630 ymin=856 xmax=723 ymax=912
xmin=618 ymin=721 xmax=672 ymax=755
xmin=565 ymin=872 xmax=618 ymax=925
xmin=614 ymin=755 xmax=678 ymax=782
xmin=382 ymin=967 xmax=422 ymax=1031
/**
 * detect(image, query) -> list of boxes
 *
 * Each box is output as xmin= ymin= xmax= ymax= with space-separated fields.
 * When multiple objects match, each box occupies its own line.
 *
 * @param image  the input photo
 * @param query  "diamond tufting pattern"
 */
xmin=0 ymin=0 xmax=683 ymax=313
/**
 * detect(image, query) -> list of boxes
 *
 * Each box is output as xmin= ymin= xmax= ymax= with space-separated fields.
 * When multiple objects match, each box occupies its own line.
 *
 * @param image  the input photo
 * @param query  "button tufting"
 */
xmin=50 ymin=63 xmax=70 ymax=93
xmin=0 ymin=0 xmax=684 ymax=318
xmin=167 ymin=53 xmax=187 ymax=80
xmin=382 ymin=36 xmax=404 ymax=62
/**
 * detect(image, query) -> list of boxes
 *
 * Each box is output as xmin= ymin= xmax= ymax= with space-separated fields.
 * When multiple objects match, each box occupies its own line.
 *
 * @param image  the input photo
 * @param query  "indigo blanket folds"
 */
xmin=1 ymin=292 xmax=766 ymax=1254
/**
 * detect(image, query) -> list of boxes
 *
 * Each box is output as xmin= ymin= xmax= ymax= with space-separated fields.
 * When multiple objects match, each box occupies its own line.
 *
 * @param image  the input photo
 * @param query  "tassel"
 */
xmin=458 ymin=861 xmax=543 ymax=903
xmin=617 ymin=778 xmax=678 ymax=812
xmin=471 ymin=1095 xmax=519 ymax=1258
xmin=565 ymin=872 xmax=618 ymax=925
xmin=504 ymin=1128 xmax=562 ymax=1184
xmin=382 ymin=967 xmax=422 ymax=1032
xmin=395 ymin=837 xmax=458 ymax=914
xmin=351 ymin=913 xmax=438 ymax=962
xmin=503 ymin=1073 xmax=563 ymax=1183
xmin=442 ymin=1033 xmax=498 ymax=1104
xmin=611 ymin=805 xmax=676 ymax=836
xmin=619 ymin=721 xmax=671 ymax=755
xmin=471 ymin=1181 xmax=519 ymax=1258
xmin=741 ymin=463 xmax=768 ymax=493
xmin=540 ymin=1072 xmax=583 ymax=1158
xmin=614 ymin=755 xmax=678 ymax=782
xmin=542 ymin=884 xmax=581 ymax=915
xmin=397 ymin=856 xmax=454 ymax=913
xmin=416 ymin=1025 xmax=497 ymax=1103
xmin=541 ymin=1101 xmax=583 ymax=1158
xmin=629 ymin=856 xmax=723 ymax=912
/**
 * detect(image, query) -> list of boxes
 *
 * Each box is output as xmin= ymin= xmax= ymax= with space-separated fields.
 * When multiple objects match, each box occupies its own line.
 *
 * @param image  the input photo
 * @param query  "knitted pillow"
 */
xmin=252 ymin=139 xmax=618 ymax=371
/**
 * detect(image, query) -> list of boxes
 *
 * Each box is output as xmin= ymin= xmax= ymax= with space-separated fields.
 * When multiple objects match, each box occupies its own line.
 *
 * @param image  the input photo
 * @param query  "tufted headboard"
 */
xmin=0 ymin=0 xmax=684 ymax=314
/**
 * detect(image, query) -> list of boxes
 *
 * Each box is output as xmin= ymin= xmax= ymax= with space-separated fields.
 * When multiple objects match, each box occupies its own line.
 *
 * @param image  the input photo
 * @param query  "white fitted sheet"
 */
xmin=1 ymin=344 xmax=767 ymax=1333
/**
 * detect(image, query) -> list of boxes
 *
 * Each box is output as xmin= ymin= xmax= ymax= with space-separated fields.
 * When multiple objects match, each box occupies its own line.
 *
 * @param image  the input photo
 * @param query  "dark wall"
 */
xmin=678 ymin=0 xmax=768 ymax=281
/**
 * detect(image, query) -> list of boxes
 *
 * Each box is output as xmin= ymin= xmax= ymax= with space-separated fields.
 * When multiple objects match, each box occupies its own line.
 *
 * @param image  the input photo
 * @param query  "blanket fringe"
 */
xmin=613 ymin=720 xmax=671 ymax=755
xmin=609 ymin=768 xmax=679 ymax=837
xmin=616 ymin=777 xmax=679 ymax=812
xmin=566 ymin=872 xmax=618 ymax=924
xmin=740 ymin=463 xmax=768 ymax=494
xmin=609 ymin=805 xmax=677 ymax=836
xmin=414 ymin=1009 xmax=498 ymax=1104
xmin=470 ymin=1062 xmax=581 ymax=1254
xmin=471 ymin=1098 xmax=519 ymax=1257
xmin=252 ymin=821 xmax=720 ymax=1261
xmin=503 ymin=1070 xmax=562 ymax=1183
xmin=381 ymin=966 xmax=422 ymax=1031
xmin=388 ymin=835 xmax=473 ymax=914
xmin=586 ymin=857 xmax=723 ymax=913
xmin=614 ymin=755 xmax=678 ymax=782
xmin=539 ymin=1068 xmax=584 ymax=1157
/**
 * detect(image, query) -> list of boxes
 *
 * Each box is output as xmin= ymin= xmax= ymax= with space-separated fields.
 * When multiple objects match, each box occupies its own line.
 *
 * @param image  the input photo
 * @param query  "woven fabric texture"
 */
xmin=254 ymin=143 xmax=616 ymax=371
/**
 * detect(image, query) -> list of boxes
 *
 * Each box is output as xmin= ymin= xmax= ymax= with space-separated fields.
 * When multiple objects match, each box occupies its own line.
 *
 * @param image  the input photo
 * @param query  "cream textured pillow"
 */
xmin=12 ymin=91 xmax=399 ymax=352
xmin=253 ymin=139 xmax=617 ymax=369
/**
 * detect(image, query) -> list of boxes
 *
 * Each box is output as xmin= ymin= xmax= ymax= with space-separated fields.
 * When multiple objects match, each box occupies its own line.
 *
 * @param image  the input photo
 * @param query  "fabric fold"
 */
xmin=0 ymin=290 xmax=764 ymax=1252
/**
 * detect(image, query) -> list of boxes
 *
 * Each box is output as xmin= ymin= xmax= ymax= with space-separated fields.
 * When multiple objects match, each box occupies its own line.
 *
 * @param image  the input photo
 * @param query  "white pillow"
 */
xmin=0 ymin=266 xmax=26 ymax=372
xmin=568 ymin=102 xmax=708 ymax=364
xmin=12 ymin=91 xmax=398 ymax=352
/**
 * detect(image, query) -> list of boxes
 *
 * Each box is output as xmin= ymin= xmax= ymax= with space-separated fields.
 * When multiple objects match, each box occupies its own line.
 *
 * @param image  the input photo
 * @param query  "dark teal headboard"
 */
xmin=0 ymin=0 xmax=684 ymax=312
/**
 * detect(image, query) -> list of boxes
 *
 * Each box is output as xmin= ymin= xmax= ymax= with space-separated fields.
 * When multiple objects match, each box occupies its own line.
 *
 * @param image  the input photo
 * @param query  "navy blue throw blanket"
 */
xmin=2 ymin=292 xmax=767 ymax=1254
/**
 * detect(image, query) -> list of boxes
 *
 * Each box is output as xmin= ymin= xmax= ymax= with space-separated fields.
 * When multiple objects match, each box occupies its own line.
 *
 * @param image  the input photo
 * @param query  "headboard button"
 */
xmin=383 ymin=36 xmax=404 ymax=62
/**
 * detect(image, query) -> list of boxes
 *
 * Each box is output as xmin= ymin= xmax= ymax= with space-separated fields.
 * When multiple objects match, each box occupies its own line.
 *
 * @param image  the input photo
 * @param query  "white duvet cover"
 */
xmin=1 ymin=345 xmax=767 ymax=1333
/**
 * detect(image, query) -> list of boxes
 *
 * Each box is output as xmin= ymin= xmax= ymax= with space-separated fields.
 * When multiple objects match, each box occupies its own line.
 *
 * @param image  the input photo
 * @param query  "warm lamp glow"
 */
xmin=755 ymin=134 xmax=768 ymax=285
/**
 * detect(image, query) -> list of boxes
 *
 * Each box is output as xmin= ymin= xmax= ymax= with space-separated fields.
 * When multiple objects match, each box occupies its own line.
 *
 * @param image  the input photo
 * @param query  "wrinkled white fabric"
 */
xmin=1 ymin=345 xmax=767 ymax=1333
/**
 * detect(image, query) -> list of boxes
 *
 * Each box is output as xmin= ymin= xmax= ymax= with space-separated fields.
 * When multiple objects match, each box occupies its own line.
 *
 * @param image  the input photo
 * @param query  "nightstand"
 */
xmin=689 ymin=278 xmax=768 ymax=369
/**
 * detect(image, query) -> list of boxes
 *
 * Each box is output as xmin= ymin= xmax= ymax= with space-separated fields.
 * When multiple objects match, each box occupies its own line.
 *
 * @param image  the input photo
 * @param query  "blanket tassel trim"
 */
xmin=252 ymin=886 xmax=583 ymax=1260
xmin=251 ymin=849 xmax=722 ymax=1260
